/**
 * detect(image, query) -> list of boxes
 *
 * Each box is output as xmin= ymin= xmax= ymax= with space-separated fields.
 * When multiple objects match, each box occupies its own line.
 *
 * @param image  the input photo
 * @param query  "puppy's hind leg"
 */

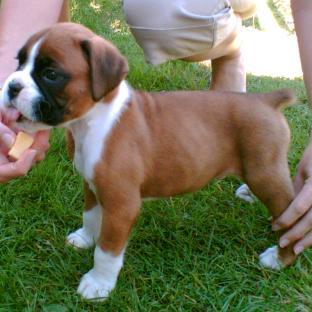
xmin=244 ymin=158 xmax=297 ymax=269
xmin=66 ymin=182 xmax=101 ymax=249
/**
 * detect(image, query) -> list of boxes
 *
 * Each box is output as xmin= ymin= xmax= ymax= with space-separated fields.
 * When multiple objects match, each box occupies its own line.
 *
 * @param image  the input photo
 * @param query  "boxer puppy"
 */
xmin=1 ymin=23 xmax=297 ymax=301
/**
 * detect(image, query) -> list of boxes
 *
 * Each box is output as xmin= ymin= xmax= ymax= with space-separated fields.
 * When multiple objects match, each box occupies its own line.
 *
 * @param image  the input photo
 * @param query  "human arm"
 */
xmin=271 ymin=0 xmax=312 ymax=254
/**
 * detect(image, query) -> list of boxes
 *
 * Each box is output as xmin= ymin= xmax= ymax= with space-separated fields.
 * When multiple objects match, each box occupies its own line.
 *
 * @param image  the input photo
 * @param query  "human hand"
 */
xmin=0 ymin=108 xmax=50 ymax=183
xmin=272 ymin=140 xmax=312 ymax=255
xmin=30 ymin=130 xmax=50 ymax=162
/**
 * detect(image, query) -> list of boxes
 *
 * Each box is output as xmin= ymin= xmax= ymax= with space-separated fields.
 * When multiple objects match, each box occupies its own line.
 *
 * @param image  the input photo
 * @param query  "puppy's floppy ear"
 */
xmin=81 ymin=36 xmax=129 ymax=101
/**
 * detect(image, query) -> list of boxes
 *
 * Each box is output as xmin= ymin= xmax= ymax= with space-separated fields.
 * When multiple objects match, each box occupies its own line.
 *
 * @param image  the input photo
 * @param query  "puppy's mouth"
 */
xmin=14 ymin=110 xmax=52 ymax=133
xmin=4 ymin=98 xmax=35 ymax=124
xmin=16 ymin=112 xmax=34 ymax=123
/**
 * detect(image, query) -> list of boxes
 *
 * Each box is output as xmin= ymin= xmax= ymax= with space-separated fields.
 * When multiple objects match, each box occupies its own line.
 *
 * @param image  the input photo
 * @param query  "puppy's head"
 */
xmin=1 ymin=23 xmax=128 ymax=132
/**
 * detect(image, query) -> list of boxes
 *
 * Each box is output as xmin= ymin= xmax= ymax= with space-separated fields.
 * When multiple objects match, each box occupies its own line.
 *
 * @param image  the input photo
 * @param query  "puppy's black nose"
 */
xmin=8 ymin=80 xmax=23 ymax=99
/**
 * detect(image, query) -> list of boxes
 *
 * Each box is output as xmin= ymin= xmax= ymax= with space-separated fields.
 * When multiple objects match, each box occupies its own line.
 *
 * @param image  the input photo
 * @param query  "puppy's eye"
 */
xmin=42 ymin=68 xmax=61 ymax=82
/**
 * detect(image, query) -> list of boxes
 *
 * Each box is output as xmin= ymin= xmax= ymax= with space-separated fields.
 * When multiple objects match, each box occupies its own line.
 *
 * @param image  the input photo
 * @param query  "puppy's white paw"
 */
xmin=77 ymin=269 xmax=114 ymax=301
xmin=235 ymin=184 xmax=256 ymax=203
xmin=259 ymin=246 xmax=284 ymax=270
xmin=66 ymin=228 xmax=94 ymax=249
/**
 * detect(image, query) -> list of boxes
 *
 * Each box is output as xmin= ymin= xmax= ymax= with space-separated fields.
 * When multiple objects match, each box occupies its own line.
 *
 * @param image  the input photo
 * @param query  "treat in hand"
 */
xmin=8 ymin=131 xmax=34 ymax=160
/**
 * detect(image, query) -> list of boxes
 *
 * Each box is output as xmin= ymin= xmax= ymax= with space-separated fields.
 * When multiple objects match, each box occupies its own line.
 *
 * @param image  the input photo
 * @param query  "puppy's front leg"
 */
xmin=67 ymin=182 xmax=101 ymax=249
xmin=77 ymin=188 xmax=141 ymax=301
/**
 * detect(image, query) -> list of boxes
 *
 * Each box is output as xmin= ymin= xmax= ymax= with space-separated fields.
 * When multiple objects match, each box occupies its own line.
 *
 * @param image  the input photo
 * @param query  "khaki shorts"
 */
xmin=123 ymin=0 xmax=257 ymax=65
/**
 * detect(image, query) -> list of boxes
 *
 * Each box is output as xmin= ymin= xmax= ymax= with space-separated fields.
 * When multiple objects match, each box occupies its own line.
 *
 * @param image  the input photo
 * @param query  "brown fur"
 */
xmin=28 ymin=23 xmax=297 ymax=265
xmin=91 ymin=88 xmax=296 ymax=263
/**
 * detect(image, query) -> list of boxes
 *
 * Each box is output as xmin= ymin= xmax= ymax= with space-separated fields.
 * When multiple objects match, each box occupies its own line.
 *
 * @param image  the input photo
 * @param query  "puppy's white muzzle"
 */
xmin=1 ymin=72 xmax=52 ymax=133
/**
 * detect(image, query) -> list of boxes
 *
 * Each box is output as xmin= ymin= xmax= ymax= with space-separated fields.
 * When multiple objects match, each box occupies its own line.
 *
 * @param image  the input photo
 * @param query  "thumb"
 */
xmin=0 ymin=123 xmax=16 ymax=149
xmin=1 ymin=133 xmax=15 ymax=149
xmin=16 ymin=149 xmax=38 ymax=171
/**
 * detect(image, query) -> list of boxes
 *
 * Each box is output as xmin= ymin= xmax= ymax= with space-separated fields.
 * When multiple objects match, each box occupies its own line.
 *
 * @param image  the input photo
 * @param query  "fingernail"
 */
xmin=24 ymin=149 xmax=37 ymax=160
xmin=294 ymin=245 xmax=304 ymax=255
xmin=272 ymin=223 xmax=281 ymax=231
xmin=28 ymin=149 xmax=38 ymax=158
xmin=279 ymin=238 xmax=289 ymax=248
xmin=2 ymin=133 xmax=15 ymax=148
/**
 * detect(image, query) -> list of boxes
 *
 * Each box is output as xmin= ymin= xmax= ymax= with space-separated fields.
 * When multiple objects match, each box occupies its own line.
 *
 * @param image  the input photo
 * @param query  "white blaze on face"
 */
xmin=2 ymin=39 xmax=42 ymax=118
xmin=1 ymin=38 xmax=52 ymax=132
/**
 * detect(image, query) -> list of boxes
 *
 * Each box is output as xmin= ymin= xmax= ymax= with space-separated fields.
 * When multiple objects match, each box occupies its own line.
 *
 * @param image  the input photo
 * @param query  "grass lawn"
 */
xmin=1 ymin=0 xmax=312 ymax=311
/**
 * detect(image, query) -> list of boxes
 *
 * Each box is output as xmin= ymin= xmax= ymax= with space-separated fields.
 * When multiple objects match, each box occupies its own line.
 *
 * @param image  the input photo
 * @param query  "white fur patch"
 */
xmin=2 ymin=39 xmax=43 ymax=120
xmin=77 ymin=245 xmax=124 ymax=300
xmin=66 ymin=228 xmax=94 ymax=249
xmin=66 ymin=204 xmax=102 ymax=249
xmin=235 ymin=184 xmax=256 ymax=203
xmin=259 ymin=245 xmax=283 ymax=270
xmin=68 ymin=81 xmax=131 ymax=183
xmin=24 ymin=39 xmax=42 ymax=73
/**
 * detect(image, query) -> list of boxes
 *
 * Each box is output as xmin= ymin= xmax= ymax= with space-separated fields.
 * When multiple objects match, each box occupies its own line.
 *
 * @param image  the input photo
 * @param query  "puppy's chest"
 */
xmin=69 ymin=106 xmax=113 ymax=187
xmin=73 ymin=124 xmax=105 ymax=187
xmin=69 ymin=102 xmax=126 ymax=190
xmin=68 ymin=82 xmax=130 ymax=188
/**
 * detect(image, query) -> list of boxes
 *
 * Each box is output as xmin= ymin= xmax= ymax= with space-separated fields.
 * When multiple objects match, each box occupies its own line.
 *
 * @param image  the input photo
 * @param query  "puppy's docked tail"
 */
xmin=262 ymin=89 xmax=296 ymax=110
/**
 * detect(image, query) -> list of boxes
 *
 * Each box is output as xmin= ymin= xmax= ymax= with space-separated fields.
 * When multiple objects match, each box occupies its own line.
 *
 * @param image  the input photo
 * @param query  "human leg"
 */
xmin=124 ymin=0 xmax=257 ymax=92
xmin=0 ymin=0 xmax=68 ymax=86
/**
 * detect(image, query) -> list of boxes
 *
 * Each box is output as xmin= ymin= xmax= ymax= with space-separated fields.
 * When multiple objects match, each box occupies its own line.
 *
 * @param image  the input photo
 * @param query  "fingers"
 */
xmin=293 ymin=232 xmax=312 ymax=255
xmin=0 ymin=131 xmax=15 ymax=148
xmin=31 ymin=130 xmax=50 ymax=161
xmin=0 ymin=153 xmax=9 ymax=166
xmin=272 ymin=179 xmax=312 ymax=231
xmin=0 ymin=122 xmax=16 ymax=151
xmin=31 ymin=130 xmax=50 ymax=150
xmin=275 ymin=141 xmax=312 ymax=254
xmin=278 ymin=208 xmax=312 ymax=248
xmin=0 ymin=129 xmax=50 ymax=183
xmin=293 ymin=169 xmax=305 ymax=195
xmin=0 ymin=149 xmax=37 ymax=183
